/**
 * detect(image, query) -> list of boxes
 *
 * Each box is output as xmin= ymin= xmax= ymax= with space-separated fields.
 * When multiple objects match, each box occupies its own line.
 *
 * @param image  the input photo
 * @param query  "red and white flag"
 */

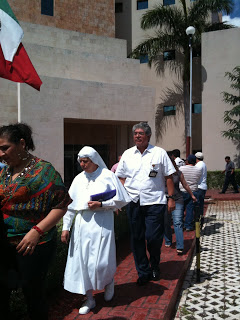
xmin=0 ymin=0 xmax=42 ymax=90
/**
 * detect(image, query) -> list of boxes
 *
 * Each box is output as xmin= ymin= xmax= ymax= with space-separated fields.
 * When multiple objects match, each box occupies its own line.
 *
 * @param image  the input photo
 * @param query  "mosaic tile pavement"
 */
xmin=175 ymin=200 xmax=240 ymax=320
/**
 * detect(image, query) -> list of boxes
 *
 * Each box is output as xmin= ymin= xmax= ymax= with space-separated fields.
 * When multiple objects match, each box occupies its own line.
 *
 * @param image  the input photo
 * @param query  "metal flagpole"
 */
xmin=17 ymin=83 xmax=21 ymax=123
xmin=185 ymin=26 xmax=195 ymax=157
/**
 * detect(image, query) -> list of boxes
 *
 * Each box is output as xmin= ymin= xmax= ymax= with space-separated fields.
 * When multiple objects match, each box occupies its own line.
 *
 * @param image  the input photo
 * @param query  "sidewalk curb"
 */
xmin=165 ymin=237 xmax=196 ymax=320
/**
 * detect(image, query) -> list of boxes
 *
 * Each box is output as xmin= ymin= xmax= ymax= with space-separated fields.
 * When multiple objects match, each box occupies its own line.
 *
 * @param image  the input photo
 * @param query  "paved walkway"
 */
xmin=49 ymin=190 xmax=240 ymax=320
xmin=174 ymin=195 xmax=240 ymax=319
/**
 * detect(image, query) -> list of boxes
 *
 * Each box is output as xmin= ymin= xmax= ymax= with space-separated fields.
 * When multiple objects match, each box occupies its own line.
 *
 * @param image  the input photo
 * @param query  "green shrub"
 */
xmin=207 ymin=169 xmax=240 ymax=189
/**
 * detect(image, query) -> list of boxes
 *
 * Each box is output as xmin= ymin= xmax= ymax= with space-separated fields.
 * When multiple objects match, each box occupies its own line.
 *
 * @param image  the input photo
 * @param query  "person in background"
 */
xmin=195 ymin=152 xmax=207 ymax=217
xmin=61 ymin=146 xmax=130 ymax=315
xmin=164 ymin=157 xmax=197 ymax=254
xmin=219 ymin=156 xmax=239 ymax=194
xmin=0 ymin=123 xmax=72 ymax=320
xmin=171 ymin=149 xmax=185 ymax=168
xmin=116 ymin=122 xmax=176 ymax=286
xmin=111 ymin=155 xmax=122 ymax=173
xmin=179 ymin=154 xmax=201 ymax=231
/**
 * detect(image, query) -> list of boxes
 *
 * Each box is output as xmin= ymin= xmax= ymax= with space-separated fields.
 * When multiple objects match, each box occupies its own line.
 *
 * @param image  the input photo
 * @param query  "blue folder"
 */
xmin=90 ymin=189 xmax=116 ymax=201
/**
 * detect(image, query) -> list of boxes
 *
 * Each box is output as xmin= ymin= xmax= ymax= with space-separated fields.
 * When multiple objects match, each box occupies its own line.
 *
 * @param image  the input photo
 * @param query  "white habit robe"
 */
xmin=62 ymin=166 xmax=130 ymax=295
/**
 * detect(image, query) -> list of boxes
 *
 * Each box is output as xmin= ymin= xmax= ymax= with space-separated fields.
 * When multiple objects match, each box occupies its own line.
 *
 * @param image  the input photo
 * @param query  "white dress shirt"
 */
xmin=195 ymin=161 xmax=207 ymax=190
xmin=116 ymin=144 xmax=175 ymax=205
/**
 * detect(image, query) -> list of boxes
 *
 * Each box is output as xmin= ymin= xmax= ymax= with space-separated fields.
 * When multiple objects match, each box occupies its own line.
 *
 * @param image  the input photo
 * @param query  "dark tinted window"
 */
xmin=164 ymin=106 xmax=176 ymax=116
xmin=163 ymin=0 xmax=175 ymax=5
xmin=140 ymin=54 xmax=149 ymax=64
xmin=137 ymin=1 xmax=148 ymax=10
xmin=192 ymin=104 xmax=202 ymax=114
xmin=115 ymin=3 xmax=123 ymax=13
xmin=163 ymin=50 xmax=175 ymax=61
xmin=41 ymin=0 xmax=54 ymax=16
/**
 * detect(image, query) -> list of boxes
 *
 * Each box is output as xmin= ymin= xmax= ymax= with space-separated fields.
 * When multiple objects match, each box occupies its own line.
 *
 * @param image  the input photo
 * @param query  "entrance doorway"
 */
xmin=64 ymin=119 xmax=135 ymax=188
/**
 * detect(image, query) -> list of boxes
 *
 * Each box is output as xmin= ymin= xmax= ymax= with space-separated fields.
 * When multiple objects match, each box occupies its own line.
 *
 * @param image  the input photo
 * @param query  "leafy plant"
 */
xmin=131 ymin=0 xmax=234 ymax=150
xmin=207 ymin=170 xmax=240 ymax=189
xmin=221 ymin=66 xmax=240 ymax=141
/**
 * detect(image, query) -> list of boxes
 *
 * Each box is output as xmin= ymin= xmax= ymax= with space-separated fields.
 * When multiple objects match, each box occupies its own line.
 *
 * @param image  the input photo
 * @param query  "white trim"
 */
xmin=18 ymin=83 xmax=21 ymax=123
xmin=0 ymin=8 xmax=23 ymax=61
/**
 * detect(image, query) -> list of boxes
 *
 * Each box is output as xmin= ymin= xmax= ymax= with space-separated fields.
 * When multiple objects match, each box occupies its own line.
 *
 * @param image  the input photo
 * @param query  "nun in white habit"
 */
xmin=61 ymin=146 xmax=130 ymax=315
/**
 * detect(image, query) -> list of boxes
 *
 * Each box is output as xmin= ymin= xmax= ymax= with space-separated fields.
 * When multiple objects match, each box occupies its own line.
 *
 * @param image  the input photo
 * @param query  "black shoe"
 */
xmin=136 ymin=275 xmax=150 ymax=286
xmin=151 ymin=269 xmax=160 ymax=281
xmin=234 ymin=191 xmax=239 ymax=193
xmin=219 ymin=192 xmax=225 ymax=194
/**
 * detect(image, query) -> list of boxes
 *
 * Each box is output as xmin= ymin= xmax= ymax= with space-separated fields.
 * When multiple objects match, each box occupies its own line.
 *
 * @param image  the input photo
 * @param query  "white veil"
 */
xmin=77 ymin=146 xmax=107 ymax=169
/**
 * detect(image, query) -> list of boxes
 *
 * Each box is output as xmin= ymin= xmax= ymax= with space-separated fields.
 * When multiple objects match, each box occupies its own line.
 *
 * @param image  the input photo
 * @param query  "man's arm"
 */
xmin=165 ymin=175 xmax=175 ymax=212
xmin=230 ymin=162 xmax=235 ymax=175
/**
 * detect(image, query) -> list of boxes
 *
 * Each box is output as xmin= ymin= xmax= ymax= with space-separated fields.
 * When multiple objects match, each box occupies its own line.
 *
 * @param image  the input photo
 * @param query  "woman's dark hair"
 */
xmin=172 ymin=149 xmax=181 ymax=158
xmin=0 ymin=123 xmax=35 ymax=151
xmin=167 ymin=151 xmax=178 ymax=171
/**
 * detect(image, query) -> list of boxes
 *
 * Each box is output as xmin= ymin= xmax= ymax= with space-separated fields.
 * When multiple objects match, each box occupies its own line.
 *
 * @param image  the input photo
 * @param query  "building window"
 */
xmin=137 ymin=0 xmax=148 ymax=10
xmin=192 ymin=103 xmax=202 ymax=114
xmin=115 ymin=3 xmax=123 ymax=13
xmin=140 ymin=54 xmax=148 ymax=64
xmin=163 ymin=105 xmax=176 ymax=116
xmin=163 ymin=50 xmax=175 ymax=61
xmin=163 ymin=0 xmax=175 ymax=5
xmin=41 ymin=0 xmax=54 ymax=16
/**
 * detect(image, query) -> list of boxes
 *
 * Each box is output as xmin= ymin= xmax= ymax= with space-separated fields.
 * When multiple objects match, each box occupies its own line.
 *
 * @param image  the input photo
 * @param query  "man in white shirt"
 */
xmin=179 ymin=154 xmax=201 ymax=231
xmin=116 ymin=122 xmax=176 ymax=285
xmin=195 ymin=152 xmax=207 ymax=216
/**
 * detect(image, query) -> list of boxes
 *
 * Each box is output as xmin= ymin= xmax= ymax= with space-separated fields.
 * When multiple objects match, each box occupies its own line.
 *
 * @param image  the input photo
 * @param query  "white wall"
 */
xmin=0 ymin=22 xmax=156 ymax=177
xmin=202 ymin=28 xmax=240 ymax=170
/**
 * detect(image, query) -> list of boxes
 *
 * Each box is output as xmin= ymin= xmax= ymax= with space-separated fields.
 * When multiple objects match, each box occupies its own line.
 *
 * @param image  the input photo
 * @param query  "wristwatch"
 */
xmin=166 ymin=195 xmax=175 ymax=200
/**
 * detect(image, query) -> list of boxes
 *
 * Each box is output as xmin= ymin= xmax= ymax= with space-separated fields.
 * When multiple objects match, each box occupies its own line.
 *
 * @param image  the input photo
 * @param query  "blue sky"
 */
xmin=222 ymin=0 xmax=240 ymax=27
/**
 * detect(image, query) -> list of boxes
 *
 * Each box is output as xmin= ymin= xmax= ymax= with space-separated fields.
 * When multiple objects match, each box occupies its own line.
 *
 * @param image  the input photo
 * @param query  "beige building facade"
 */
xmin=115 ymin=0 xmax=203 ymax=159
xmin=1 ymin=0 xmax=239 ymax=183
xmin=202 ymin=28 xmax=240 ymax=170
xmin=0 ymin=2 xmax=156 ymax=185
xmin=115 ymin=0 xmax=239 ymax=170
xmin=9 ymin=0 xmax=115 ymax=37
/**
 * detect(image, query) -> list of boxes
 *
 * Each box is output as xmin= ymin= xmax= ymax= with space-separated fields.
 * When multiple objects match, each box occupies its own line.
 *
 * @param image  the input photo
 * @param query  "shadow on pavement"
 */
xmin=49 ymin=281 xmax=168 ymax=319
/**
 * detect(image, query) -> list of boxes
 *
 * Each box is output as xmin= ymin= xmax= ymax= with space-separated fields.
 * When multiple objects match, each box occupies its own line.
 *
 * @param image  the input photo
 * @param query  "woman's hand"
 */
xmin=88 ymin=201 xmax=102 ymax=210
xmin=192 ymin=195 xmax=197 ymax=202
xmin=167 ymin=198 xmax=175 ymax=212
xmin=61 ymin=230 xmax=70 ymax=244
xmin=16 ymin=228 xmax=41 ymax=256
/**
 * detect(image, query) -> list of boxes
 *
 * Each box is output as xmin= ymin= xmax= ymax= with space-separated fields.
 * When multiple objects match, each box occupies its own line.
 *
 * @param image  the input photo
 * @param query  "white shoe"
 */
xmin=79 ymin=298 xmax=96 ymax=315
xmin=104 ymin=279 xmax=114 ymax=301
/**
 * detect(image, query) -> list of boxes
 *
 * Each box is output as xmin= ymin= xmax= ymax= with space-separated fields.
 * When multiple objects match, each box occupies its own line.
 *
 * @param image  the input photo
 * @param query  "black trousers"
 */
xmin=0 ymin=238 xmax=56 ymax=320
xmin=222 ymin=172 xmax=239 ymax=193
xmin=127 ymin=201 xmax=165 ymax=278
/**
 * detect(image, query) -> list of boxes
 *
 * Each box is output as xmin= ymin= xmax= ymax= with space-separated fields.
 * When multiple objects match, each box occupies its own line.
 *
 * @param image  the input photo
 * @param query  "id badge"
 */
xmin=149 ymin=170 xmax=158 ymax=177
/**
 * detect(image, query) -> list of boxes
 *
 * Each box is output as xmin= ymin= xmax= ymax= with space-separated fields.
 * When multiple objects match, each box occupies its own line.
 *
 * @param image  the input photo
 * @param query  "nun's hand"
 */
xmin=61 ymin=230 xmax=70 ymax=244
xmin=88 ymin=201 xmax=102 ymax=210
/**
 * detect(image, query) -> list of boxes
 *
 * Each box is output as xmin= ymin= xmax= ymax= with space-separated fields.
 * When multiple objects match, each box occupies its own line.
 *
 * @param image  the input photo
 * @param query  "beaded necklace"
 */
xmin=4 ymin=157 xmax=37 ymax=190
